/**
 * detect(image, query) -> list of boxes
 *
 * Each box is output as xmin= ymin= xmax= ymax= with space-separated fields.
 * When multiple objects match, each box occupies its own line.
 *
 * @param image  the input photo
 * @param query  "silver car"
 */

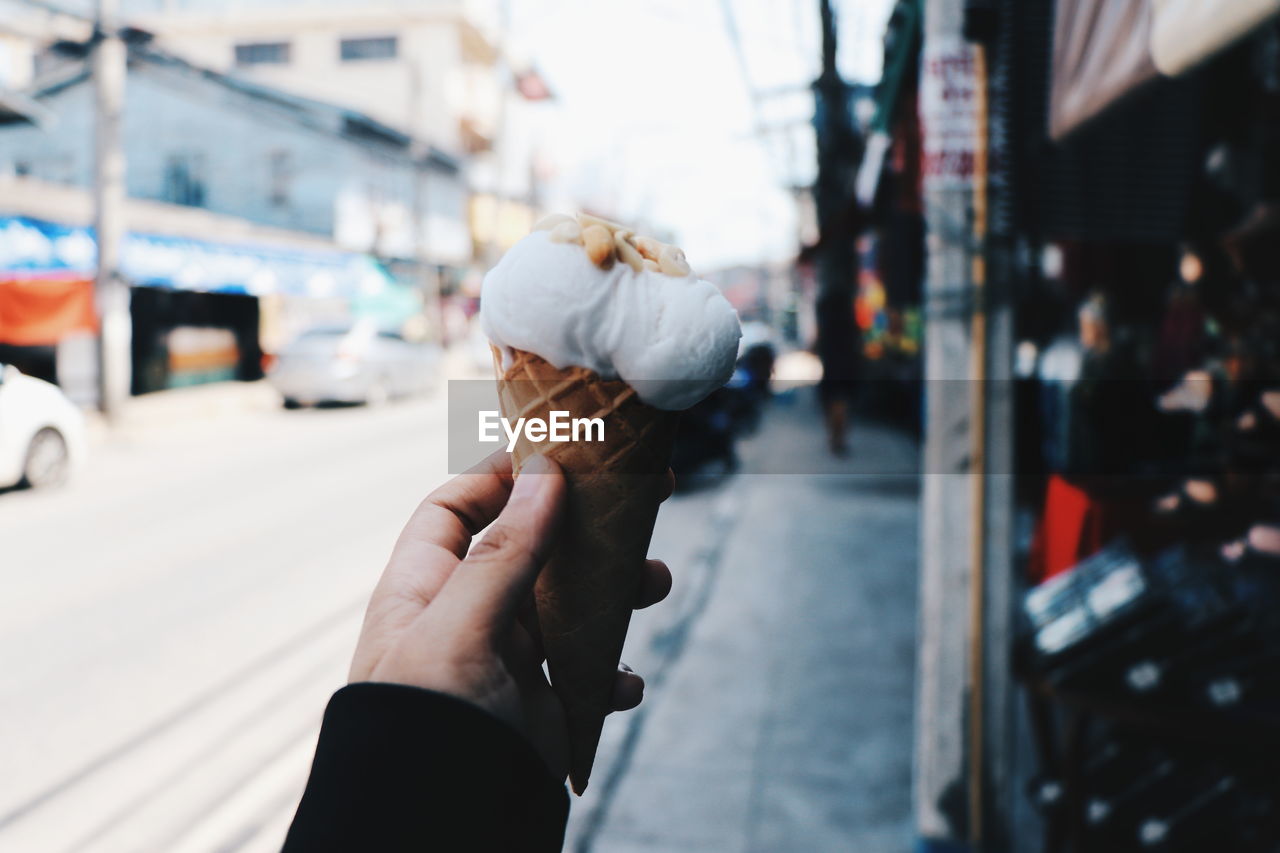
xmin=269 ymin=323 xmax=440 ymax=408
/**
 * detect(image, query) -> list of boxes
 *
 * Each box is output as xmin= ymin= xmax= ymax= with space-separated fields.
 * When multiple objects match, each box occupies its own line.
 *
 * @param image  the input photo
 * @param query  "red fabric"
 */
xmin=0 ymin=277 xmax=97 ymax=346
xmin=1028 ymin=475 xmax=1108 ymax=583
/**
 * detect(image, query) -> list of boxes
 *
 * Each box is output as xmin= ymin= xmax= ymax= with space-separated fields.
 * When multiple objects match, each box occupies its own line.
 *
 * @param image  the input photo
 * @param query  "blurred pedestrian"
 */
xmin=817 ymin=289 xmax=860 ymax=457
xmin=283 ymin=452 xmax=672 ymax=852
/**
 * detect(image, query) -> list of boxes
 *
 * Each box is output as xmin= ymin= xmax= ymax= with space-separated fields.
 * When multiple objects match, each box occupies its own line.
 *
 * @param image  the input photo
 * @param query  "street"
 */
xmin=0 ymin=382 xmax=920 ymax=852
xmin=2 ymin=0 xmax=1267 ymax=846
xmin=0 ymin=387 xmax=456 ymax=851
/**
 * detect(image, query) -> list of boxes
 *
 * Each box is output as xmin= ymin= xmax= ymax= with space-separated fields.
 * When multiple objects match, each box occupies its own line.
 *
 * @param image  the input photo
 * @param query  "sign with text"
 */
xmin=920 ymin=37 xmax=979 ymax=190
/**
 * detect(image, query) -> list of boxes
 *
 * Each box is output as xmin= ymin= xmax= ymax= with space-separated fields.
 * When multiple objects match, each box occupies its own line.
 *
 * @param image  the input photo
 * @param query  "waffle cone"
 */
xmin=492 ymin=345 xmax=677 ymax=794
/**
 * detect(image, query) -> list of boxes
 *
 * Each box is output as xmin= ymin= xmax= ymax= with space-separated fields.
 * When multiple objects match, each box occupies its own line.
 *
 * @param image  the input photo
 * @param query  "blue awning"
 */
xmin=0 ymin=216 xmax=395 ymax=300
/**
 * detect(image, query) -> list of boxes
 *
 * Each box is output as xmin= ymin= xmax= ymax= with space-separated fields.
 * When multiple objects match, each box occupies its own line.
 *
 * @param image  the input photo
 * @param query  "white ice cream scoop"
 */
xmin=480 ymin=227 xmax=742 ymax=411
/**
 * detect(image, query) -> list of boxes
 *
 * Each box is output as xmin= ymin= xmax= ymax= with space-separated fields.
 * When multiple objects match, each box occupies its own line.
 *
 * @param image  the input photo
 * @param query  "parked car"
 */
xmin=268 ymin=322 xmax=441 ymax=408
xmin=0 ymin=363 xmax=88 ymax=489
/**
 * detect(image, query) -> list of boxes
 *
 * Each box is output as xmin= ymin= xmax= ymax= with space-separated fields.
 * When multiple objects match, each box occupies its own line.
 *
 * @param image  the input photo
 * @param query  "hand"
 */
xmin=348 ymin=451 xmax=674 ymax=781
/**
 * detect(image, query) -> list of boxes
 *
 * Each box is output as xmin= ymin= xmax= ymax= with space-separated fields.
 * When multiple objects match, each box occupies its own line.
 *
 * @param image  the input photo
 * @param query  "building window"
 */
xmin=339 ymin=36 xmax=398 ymax=62
xmin=268 ymin=150 xmax=292 ymax=208
xmin=163 ymin=153 xmax=206 ymax=207
xmin=235 ymin=42 xmax=291 ymax=66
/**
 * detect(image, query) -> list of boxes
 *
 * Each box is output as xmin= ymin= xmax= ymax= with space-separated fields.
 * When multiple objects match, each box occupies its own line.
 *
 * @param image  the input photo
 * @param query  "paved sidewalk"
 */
xmin=565 ymin=389 xmax=921 ymax=853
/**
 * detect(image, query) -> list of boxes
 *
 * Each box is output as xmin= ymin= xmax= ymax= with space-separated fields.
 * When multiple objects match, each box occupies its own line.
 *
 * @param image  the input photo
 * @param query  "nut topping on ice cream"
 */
xmin=480 ymin=213 xmax=742 ymax=411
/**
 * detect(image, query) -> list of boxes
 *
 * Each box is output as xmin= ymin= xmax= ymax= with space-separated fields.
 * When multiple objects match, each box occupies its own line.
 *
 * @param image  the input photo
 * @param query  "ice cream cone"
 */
xmin=492 ymin=345 xmax=677 ymax=793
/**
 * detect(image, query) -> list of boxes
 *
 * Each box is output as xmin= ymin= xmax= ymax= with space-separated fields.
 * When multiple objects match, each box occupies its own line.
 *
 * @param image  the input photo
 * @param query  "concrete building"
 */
xmin=0 ymin=169 xmax=415 ymax=397
xmin=0 ymin=42 xmax=470 ymax=266
xmin=0 ymin=41 xmax=463 ymax=398
xmin=0 ymin=0 xmax=95 ymax=90
xmin=0 ymin=30 xmax=36 ymax=93
xmin=121 ymin=0 xmax=502 ymax=162
xmin=115 ymin=0 xmax=549 ymax=263
xmin=0 ymin=0 xmax=89 ymax=124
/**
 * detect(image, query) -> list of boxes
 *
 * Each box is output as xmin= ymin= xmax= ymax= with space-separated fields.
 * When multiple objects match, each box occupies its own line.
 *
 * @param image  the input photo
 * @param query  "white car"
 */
xmin=269 ymin=323 xmax=441 ymax=408
xmin=0 ymin=364 xmax=88 ymax=489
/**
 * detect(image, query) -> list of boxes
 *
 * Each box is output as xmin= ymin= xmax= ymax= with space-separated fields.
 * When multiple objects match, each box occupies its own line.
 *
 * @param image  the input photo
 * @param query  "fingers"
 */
xmin=610 ymin=663 xmax=644 ymax=713
xmin=635 ymin=559 xmax=672 ymax=610
xmin=660 ymin=468 xmax=676 ymax=502
xmin=432 ymin=454 xmax=567 ymax=643
xmin=399 ymin=450 xmax=516 ymax=561
xmin=516 ymin=592 xmax=544 ymax=660
xmin=513 ymin=558 xmax=669 ymax=672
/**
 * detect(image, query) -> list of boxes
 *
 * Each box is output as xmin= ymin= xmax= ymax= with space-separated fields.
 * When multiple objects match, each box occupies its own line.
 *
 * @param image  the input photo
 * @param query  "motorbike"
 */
xmin=670 ymin=341 xmax=775 ymax=478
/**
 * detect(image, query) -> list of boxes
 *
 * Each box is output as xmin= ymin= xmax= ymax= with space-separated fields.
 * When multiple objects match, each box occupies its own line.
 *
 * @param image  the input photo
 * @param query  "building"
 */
xmin=887 ymin=1 xmax=1280 ymax=850
xmin=0 ymin=0 xmax=88 ymax=124
xmin=0 ymin=172 xmax=416 ymax=398
xmin=0 ymin=0 xmax=94 ymax=92
xmin=0 ymin=28 xmax=36 ymax=93
xmin=122 ymin=0 xmax=502 ymax=162
xmin=0 ymin=41 xmax=469 ymax=266
xmin=117 ymin=0 xmax=552 ymax=263
xmin=0 ymin=41 xmax=461 ymax=398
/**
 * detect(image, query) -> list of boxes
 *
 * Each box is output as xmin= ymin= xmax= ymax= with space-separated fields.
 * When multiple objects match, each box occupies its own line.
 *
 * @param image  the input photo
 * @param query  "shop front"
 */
xmin=0 ymin=216 xmax=413 ymax=398
xmin=991 ymin=4 xmax=1280 ymax=850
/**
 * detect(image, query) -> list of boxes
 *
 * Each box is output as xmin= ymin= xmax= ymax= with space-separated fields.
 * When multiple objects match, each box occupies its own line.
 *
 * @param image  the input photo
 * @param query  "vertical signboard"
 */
xmin=920 ymin=36 xmax=979 ymax=191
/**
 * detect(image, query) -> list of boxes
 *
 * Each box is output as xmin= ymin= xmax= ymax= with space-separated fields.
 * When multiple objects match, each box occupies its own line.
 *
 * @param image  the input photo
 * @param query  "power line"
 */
xmin=717 ymin=0 xmax=759 ymax=122
xmin=717 ymin=0 xmax=810 ymax=189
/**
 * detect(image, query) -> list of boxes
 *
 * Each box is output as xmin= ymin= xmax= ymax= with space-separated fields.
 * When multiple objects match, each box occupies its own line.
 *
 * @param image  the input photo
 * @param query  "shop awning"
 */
xmin=0 ymin=276 xmax=95 ymax=346
xmin=859 ymin=0 xmax=922 ymax=207
xmin=0 ymin=216 xmax=394 ymax=299
xmin=1048 ymin=0 xmax=1158 ymax=141
xmin=1050 ymin=0 xmax=1280 ymax=140
xmin=870 ymin=0 xmax=923 ymax=135
xmin=0 ymin=215 xmax=401 ymax=345
xmin=1151 ymin=0 xmax=1280 ymax=76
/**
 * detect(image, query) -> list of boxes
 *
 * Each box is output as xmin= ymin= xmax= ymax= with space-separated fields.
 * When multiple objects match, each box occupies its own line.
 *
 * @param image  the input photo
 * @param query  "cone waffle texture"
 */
xmin=492 ymin=345 xmax=677 ymax=793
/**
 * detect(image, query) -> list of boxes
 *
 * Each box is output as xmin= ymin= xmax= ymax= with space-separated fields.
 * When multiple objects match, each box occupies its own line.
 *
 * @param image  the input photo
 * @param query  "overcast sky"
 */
xmin=499 ymin=0 xmax=895 ymax=269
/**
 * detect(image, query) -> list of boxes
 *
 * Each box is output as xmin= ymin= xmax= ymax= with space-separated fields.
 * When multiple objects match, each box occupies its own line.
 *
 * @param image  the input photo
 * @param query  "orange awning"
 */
xmin=0 ymin=277 xmax=97 ymax=346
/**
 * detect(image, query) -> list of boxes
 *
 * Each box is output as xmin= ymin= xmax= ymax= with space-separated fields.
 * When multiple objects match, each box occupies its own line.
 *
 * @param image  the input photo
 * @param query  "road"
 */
xmin=0 ymin=387 xmax=465 ymax=851
xmin=0 ymin=380 xmax=921 ymax=852
xmin=0 ymin=380 xmax=741 ymax=852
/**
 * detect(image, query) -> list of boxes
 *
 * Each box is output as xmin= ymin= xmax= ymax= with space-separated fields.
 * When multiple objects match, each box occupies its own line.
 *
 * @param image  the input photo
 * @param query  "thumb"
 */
xmin=431 ymin=454 xmax=566 ymax=643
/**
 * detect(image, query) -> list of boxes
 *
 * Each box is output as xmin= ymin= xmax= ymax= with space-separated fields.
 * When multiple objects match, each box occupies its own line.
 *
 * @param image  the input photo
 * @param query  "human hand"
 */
xmin=348 ymin=451 xmax=673 ymax=781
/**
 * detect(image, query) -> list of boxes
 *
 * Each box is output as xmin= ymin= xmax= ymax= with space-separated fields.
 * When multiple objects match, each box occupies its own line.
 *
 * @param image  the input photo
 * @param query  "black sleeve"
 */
xmin=283 ymin=683 xmax=569 ymax=853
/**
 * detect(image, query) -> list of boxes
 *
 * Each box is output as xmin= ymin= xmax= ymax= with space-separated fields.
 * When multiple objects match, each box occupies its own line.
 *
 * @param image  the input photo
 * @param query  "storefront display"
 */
xmin=0 ymin=215 xmax=415 ymax=393
xmin=1008 ymin=11 xmax=1280 ymax=850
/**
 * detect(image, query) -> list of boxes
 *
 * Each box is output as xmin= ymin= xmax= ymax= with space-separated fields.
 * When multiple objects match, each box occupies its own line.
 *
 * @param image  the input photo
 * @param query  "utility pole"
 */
xmin=485 ymin=0 xmax=513 ymax=268
xmin=93 ymin=0 xmax=129 ymax=418
xmin=407 ymin=56 xmax=445 ymax=346
xmin=812 ymin=0 xmax=861 ymax=424
xmin=914 ymin=0 xmax=1015 ymax=850
xmin=914 ymin=0 xmax=976 ymax=841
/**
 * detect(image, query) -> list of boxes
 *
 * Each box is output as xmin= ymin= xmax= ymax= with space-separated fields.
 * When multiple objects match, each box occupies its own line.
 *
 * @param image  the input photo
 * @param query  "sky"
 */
xmin=500 ymin=0 xmax=896 ymax=269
